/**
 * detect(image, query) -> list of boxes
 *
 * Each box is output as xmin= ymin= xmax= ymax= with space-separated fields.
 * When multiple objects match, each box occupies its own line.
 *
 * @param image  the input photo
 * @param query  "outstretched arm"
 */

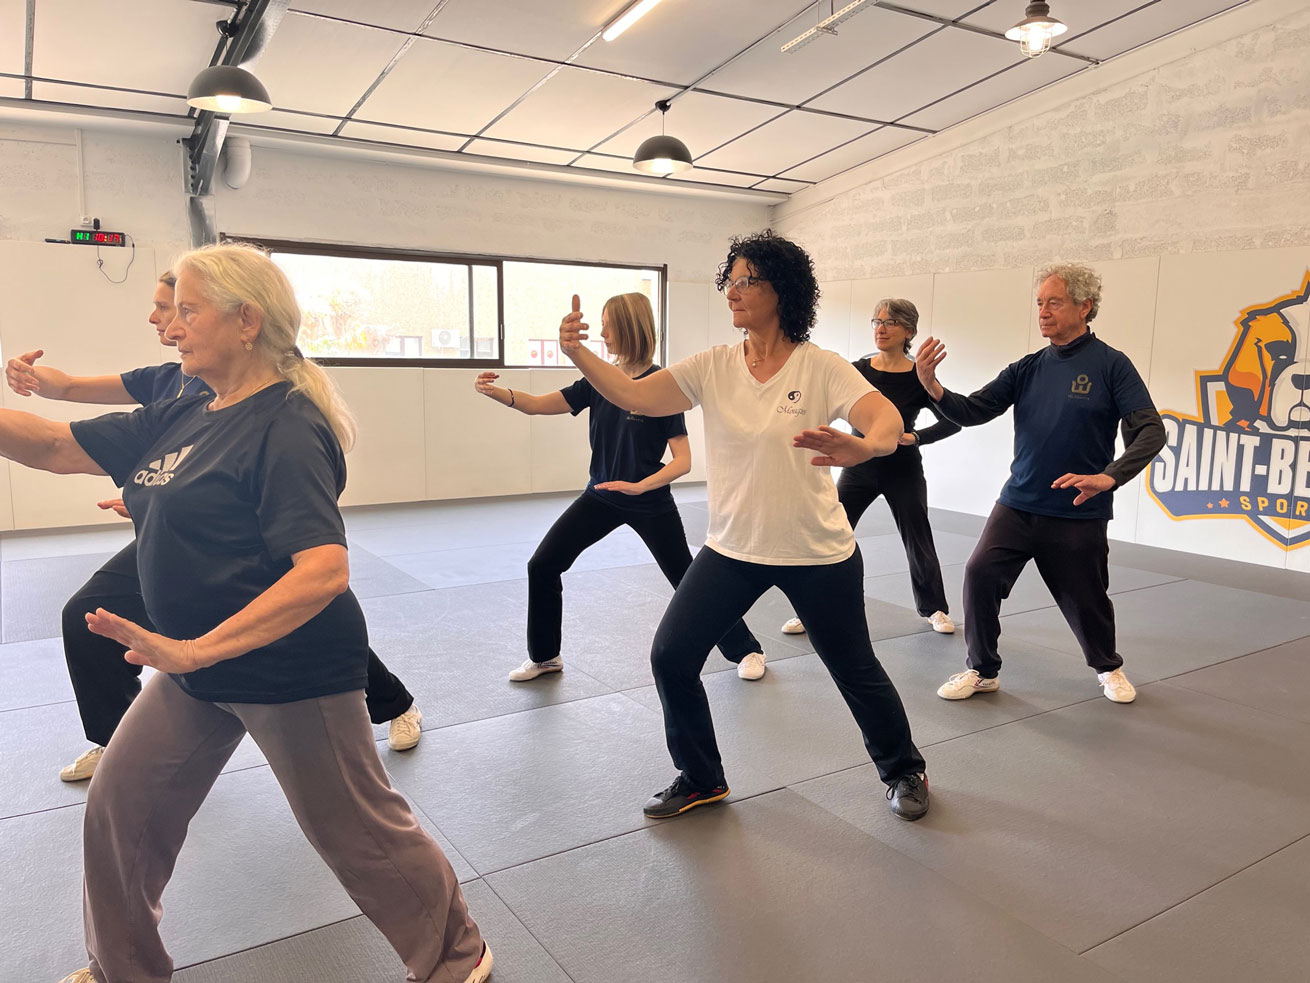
xmin=0 ymin=408 xmax=106 ymax=475
xmin=560 ymin=296 xmax=691 ymax=417
xmin=794 ymin=391 xmax=902 ymax=467
xmin=915 ymin=337 xmax=1015 ymax=426
xmin=6 ymin=350 xmax=134 ymax=404
xmin=473 ymin=372 xmax=572 ymax=415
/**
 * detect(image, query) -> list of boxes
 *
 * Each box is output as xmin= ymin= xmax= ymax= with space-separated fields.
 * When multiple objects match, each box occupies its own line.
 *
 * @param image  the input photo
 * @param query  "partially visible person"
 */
xmin=780 ymin=297 xmax=960 ymax=638
xmin=5 ymin=272 xmax=422 ymax=784
xmin=559 ymin=231 xmax=929 ymax=823
xmin=475 ymin=291 xmax=766 ymax=682
xmin=0 ymin=243 xmax=489 ymax=983
xmin=915 ymin=262 xmax=1165 ymax=704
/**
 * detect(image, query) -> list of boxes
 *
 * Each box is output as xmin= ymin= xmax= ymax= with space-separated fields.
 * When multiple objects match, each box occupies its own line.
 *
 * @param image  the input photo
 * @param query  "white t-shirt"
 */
xmin=667 ymin=341 xmax=876 ymax=565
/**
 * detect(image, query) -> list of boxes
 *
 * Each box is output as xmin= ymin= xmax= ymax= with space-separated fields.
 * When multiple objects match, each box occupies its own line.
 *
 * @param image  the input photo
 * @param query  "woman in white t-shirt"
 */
xmin=558 ymin=231 xmax=929 ymax=823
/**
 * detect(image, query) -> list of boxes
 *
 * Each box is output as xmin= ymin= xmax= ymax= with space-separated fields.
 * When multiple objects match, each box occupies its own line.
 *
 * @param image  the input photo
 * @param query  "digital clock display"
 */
xmin=70 ymin=229 xmax=126 ymax=246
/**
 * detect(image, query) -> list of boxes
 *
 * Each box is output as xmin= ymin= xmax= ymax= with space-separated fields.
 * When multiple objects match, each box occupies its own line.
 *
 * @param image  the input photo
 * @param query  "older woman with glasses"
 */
xmin=781 ymin=298 xmax=961 ymax=639
xmin=558 ymin=230 xmax=929 ymax=823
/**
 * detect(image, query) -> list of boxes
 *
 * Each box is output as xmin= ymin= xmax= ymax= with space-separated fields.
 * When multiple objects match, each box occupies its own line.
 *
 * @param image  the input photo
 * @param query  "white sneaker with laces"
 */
xmin=780 ymin=617 xmax=806 ymax=634
xmin=58 ymin=970 xmax=96 ymax=983
xmin=937 ymin=669 xmax=1000 ymax=700
xmin=462 ymin=942 xmax=493 ymax=983
xmin=737 ymin=651 xmax=767 ymax=680
xmin=59 ymin=746 xmax=104 ymax=783
xmin=1097 ymin=668 xmax=1137 ymax=703
xmin=927 ymin=611 xmax=956 ymax=634
xmin=508 ymin=657 xmax=563 ymax=682
xmin=387 ymin=705 xmax=423 ymax=751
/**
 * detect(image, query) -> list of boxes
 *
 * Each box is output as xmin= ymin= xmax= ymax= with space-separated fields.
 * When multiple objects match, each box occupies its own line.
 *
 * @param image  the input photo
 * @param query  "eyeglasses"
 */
xmin=871 ymin=318 xmax=903 ymax=329
xmin=718 ymin=275 xmax=766 ymax=294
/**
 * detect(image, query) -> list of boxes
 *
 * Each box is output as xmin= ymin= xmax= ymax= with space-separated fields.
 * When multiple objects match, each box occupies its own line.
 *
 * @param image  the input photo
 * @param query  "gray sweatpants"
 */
xmin=81 ymin=672 xmax=482 ymax=983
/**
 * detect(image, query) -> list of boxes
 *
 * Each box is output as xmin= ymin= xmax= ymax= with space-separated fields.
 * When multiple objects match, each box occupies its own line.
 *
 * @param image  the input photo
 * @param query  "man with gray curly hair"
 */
xmin=914 ymin=262 xmax=1165 ymax=705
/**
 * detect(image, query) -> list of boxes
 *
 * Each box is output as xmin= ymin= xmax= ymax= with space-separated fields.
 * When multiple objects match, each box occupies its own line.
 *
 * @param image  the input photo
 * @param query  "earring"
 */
xmin=244 ymin=342 xmax=253 ymax=351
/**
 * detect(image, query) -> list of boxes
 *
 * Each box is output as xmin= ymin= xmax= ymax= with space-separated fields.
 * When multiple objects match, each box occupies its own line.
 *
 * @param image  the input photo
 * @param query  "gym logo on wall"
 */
xmin=1147 ymin=271 xmax=1310 ymax=550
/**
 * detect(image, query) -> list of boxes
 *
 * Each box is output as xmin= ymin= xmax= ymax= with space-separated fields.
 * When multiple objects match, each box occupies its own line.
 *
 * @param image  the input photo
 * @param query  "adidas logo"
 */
xmin=133 ymin=445 xmax=194 ymax=487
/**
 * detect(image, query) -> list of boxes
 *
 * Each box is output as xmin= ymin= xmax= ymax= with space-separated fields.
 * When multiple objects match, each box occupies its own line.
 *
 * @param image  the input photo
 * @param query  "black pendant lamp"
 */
xmin=633 ymin=100 xmax=692 ymax=175
xmin=186 ymin=65 xmax=273 ymax=114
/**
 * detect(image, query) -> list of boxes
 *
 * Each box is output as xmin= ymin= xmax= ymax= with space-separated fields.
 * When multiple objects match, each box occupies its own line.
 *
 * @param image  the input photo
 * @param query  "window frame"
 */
xmin=229 ymin=236 xmax=669 ymax=369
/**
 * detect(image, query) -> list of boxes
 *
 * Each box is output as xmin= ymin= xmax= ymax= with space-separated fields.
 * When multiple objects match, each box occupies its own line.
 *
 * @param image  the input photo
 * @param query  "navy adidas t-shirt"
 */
xmin=120 ymin=361 xmax=212 ymax=405
xmin=69 ymin=383 xmax=368 ymax=704
xmin=984 ymin=333 xmax=1154 ymax=520
xmin=560 ymin=365 xmax=687 ymax=516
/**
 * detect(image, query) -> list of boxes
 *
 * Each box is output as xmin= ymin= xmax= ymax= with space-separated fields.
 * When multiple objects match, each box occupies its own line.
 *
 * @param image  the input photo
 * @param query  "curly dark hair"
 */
xmin=716 ymin=230 xmax=820 ymax=344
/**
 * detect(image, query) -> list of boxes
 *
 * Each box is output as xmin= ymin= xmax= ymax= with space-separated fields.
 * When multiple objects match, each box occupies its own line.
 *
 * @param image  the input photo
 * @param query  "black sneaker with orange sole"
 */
xmin=643 ymin=775 xmax=730 ymax=818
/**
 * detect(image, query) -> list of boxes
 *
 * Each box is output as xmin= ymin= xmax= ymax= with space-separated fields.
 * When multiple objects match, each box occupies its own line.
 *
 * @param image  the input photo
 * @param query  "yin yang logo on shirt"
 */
xmin=787 ymin=390 xmax=802 ymax=402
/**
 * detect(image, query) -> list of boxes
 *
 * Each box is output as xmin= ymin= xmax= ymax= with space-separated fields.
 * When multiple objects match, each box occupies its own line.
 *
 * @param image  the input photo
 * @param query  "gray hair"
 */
xmin=875 ymin=297 xmax=920 ymax=353
xmin=1037 ymin=263 xmax=1102 ymax=323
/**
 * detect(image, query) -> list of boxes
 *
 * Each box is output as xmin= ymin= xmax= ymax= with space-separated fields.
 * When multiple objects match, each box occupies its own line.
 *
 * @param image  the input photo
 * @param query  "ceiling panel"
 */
xmin=338 ymin=120 xmax=467 ymax=152
xmin=424 ymin=0 xmax=625 ymax=62
xmin=963 ymin=0 xmax=1146 ymax=36
xmin=355 ymin=38 xmax=551 ymax=135
xmin=464 ymin=139 xmax=579 ymax=165
xmin=30 ymin=81 xmax=188 ymax=116
xmin=592 ymin=91 xmax=784 ymax=160
xmin=255 ymin=14 xmax=404 ymax=117
xmin=290 ymin=0 xmax=439 ymax=32
xmin=698 ymin=5 xmax=939 ymax=108
xmin=1054 ymin=0 xmax=1249 ymax=60
xmin=753 ymin=177 xmax=813 ymax=194
xmin=570 ymin=152 xmax=643 ymax=174
xmin=233 ymin=110 xmax=344 ymax=136
xmin=1 ymin=1 xmax=25 ymax=75
xmin=574 ymin=0 xmax=804 ymax=83
xmin=1 ymin=78 xmax=26 ymax=98
xmin=32 ymin=0 xmax=217 ymax=94
xmin=696 ymin=110 xmax=874 ymax=176
xmin=482 ymin=65 xmax=678 ymax=148
xmin=898 ymin=0 xmax=998 ymax=18
xmin=780 ymin=125 xmax=925 ymax=183
xmin=665 ymin=167 xmax=765 ymax=189
xmin=808 ymin=23 xmax=1022 ymax=121
xmin=899 ymin=53 xmax=1085 ymax=131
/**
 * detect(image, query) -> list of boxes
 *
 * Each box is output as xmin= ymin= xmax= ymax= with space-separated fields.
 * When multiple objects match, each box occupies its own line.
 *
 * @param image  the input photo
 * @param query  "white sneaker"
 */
xmin=780 ymin=617 xmax=806 ymax=634
xmin=1097 ymin=668 xmax=1137 ymax=703
xmin=462 ymin=942 xmax=493 ymax=983
xmin=59 ymin=747 xmax=104 ymax=783
xmin=508 ymin=657 xmax=563 ymax=682
xmin=387 ymin=705 xmax=423 ymax=751
xmin=737 ymin=651 xmax=767 ymax=681
xmin=927 ymin=611 xmax=956 ymax=634
xmin=936 ymin=669 xmax=1000 ymax=700
xmin=58 ymin=970 xmax=96 ymax=983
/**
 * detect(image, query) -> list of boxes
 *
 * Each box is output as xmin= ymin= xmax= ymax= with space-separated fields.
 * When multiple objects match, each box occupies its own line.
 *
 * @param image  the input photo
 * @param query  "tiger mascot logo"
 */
xmin=1147 ymin=271 xmax=1310 ymax=550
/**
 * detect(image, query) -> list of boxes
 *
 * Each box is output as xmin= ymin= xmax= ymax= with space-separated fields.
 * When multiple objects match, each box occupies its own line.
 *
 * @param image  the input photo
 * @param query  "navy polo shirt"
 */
xmin=121 ymin=362 xmax=212 ymax=405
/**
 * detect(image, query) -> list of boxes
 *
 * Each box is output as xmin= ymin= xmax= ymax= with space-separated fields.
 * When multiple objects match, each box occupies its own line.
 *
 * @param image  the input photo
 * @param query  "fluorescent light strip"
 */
xmin=781 ymin=0 xmax=877 ymax=54
xmin=603 ymin=0 xmax=664 ymax=42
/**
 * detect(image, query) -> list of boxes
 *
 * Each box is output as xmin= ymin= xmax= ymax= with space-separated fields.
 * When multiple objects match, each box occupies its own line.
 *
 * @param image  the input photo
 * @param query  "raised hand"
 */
xmin=85 ymin=608 xmax=211 ymax=673
xmin=474 ymin=371 xmax=501 ymax=397
xmin=97 ymin=498 xmax=131 ymax=520
xmin=560 ymin=294 xmax=588 ymax=354
xmin=793 ymin=426 xmax=870 ymax=468
xmin=5 ymin=350 xmax=44 ymax=397
xmin=914 ymin=337 xmax=947 ymax=400
xmin=1051 ymin=472 xmax=1116 ymax=506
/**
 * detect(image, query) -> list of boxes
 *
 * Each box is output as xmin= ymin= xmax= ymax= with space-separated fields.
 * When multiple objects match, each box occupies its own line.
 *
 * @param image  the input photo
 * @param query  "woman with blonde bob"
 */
xmin=0 ymin=243 xmax=489 ymax=983
xmin=476 ymin=291 xmax=765 ymax=683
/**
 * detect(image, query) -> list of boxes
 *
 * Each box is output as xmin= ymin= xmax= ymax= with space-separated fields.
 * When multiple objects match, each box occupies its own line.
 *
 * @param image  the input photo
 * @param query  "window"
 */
xmin=237 ymin=238 xmax=665 ymax=368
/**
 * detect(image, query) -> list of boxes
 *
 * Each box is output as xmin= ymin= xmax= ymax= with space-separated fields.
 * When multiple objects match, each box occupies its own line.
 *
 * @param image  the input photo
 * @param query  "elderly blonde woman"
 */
xmin=917 ymin=262 xmax=1165 ymax=705
xmin=476 ymin=291 xmax=765 ymax=683
xmin=0 ymin=243 xmax=489 ymax=983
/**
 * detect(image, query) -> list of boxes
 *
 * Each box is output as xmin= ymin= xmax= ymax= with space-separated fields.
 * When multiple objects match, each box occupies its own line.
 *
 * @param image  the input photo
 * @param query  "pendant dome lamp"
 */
xmin=1004 ymin=1 xmax=1068 ymax=59
xmin=186 ymin=65 xmax=273 ymax=114
xmin=633 ymin=100 xmax=693 ymax=175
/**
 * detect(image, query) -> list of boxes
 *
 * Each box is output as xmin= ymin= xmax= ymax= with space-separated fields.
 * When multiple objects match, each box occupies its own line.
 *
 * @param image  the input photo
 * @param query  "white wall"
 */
xmin=771 ymin=0 xmax=1310 ymax=571
xmin=0 ymin=121 xmax=769 ymax=529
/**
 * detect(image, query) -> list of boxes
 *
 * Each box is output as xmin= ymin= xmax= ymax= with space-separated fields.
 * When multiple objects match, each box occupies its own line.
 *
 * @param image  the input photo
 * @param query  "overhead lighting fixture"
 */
xmin=781 ymin=0 xmax=877 ymax=54
xmin=603 ymin=0 xmax=664 ymax=42
xmin=1004 ymin=1 xmax=1068 ymax=59
xmin=186 ymin=65 xmax=272 ymax=114
xmin=632 ymin=100 xmax=692 ymax=175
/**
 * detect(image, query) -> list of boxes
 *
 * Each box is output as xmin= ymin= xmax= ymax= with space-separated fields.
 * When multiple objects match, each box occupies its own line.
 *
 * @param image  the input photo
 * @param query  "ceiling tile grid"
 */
xmin=1055 ymin=0 xmax=1250 ymax=61
xmin=696 ymin=109 xmax=875 ymax=175
xmin=337 ymin=120 xmax=468 ymax=153
xmin=290 ymin=0 xmax=442 ymax=33
xmin=27 ymin=81 xmax=188 ymax=117
xmin=593 ymin=90 xmax=785 ymax=160
xmin=423 ymin=0 xmax=628 ymax=62
xmin=781 ymin=125 xmax=927 ymax=183
xmin=898 ymin=51 xmax=1086 ymax=131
